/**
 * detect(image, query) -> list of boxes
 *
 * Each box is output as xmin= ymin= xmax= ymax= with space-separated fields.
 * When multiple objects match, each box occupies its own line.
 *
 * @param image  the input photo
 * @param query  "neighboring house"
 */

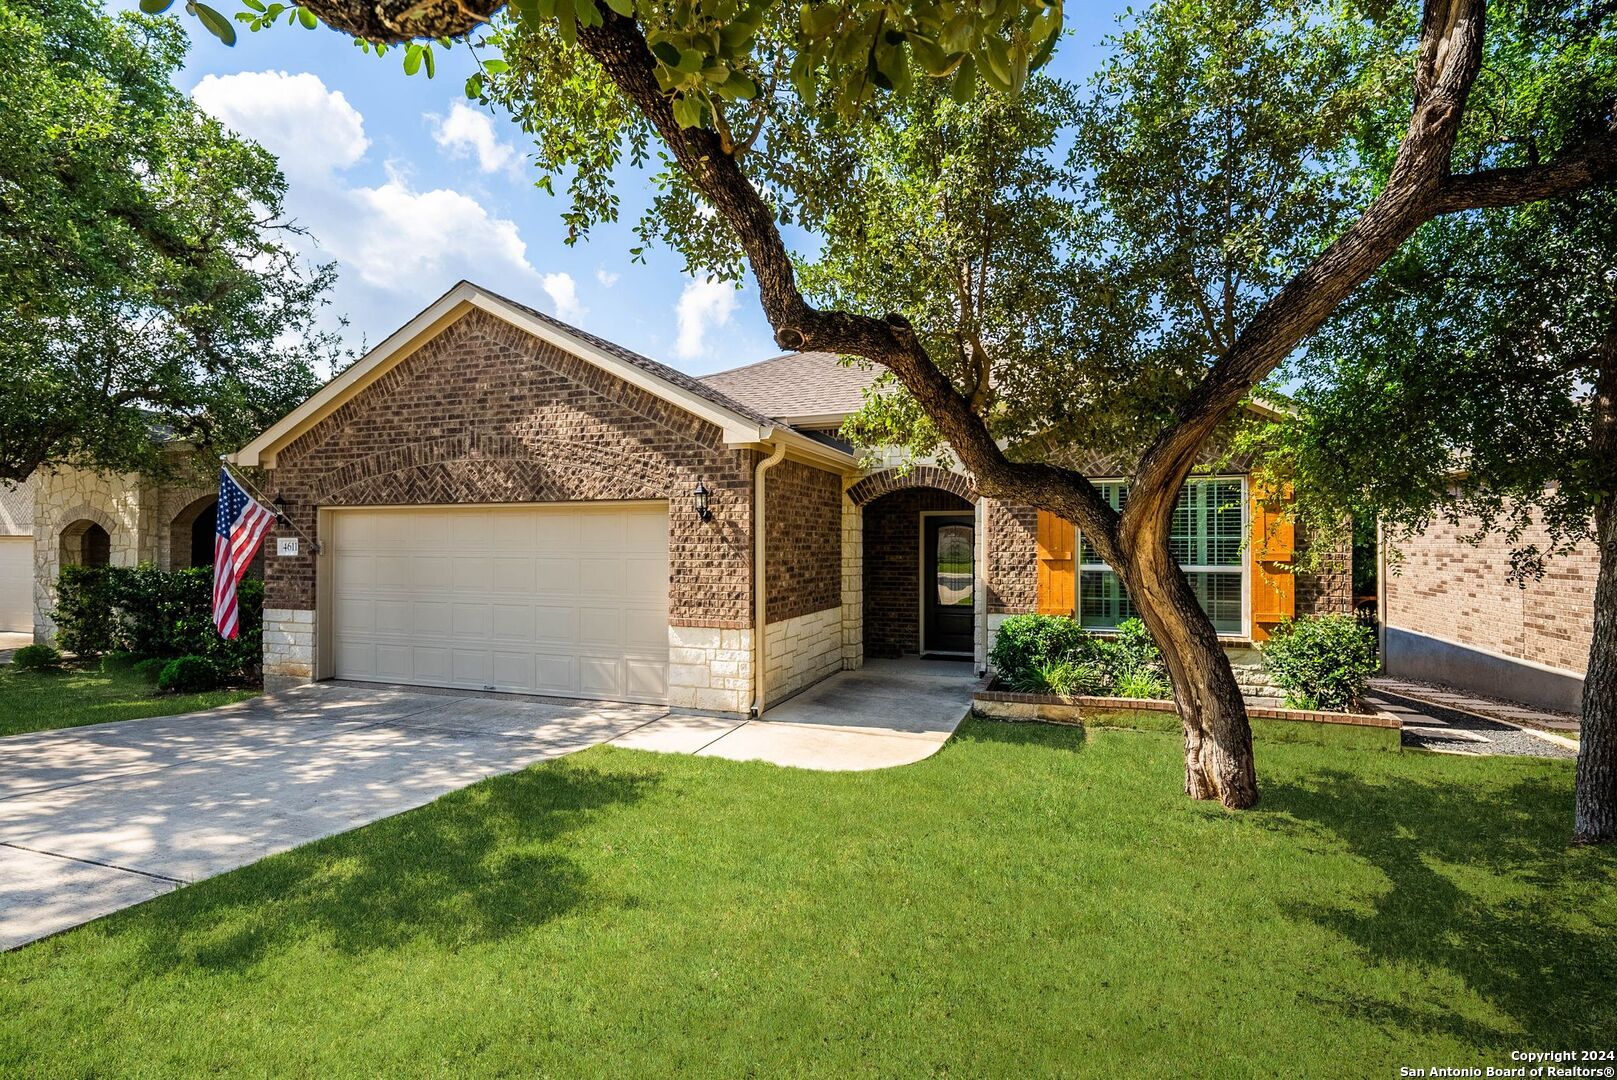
xmin=1380 ymin=515 xmax=1597 ymax=714
xmin=25 ymin=457 xmax=218 ymax=642
xmin=234 ymin=280 xmax=1351 ymax=713
xmin=0 ymin=478 xmax=34 ymax=633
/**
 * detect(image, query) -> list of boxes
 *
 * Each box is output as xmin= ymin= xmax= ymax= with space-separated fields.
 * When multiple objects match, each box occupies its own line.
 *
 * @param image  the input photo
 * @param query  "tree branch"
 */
xmin=1122 ymin=0 xmax=1489 ymax=551
xmin=574 ymin=11 xmax=1126 ymax=559
xmin=1436 ymin=131 xmax=1617 ymax=212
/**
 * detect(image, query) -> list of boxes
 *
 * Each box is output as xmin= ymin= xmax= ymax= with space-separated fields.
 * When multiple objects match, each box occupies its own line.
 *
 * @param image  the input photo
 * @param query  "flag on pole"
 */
xmin=213 ymin=468 xmax=275 ymax=639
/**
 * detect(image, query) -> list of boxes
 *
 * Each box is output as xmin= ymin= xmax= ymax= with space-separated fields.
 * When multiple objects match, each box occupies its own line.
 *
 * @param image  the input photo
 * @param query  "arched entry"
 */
xmin=858 ymin=476 xmax=977 ymax=659
xmin=169 ymin=494 xmax=219 ymax=570
xmin=60 ymin=520 xmax=111 ymax=568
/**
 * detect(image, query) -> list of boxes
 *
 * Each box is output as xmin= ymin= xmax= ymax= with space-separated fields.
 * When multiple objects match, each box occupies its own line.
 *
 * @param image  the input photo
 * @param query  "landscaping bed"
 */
xmin=973 ymin=687 xmax=1402 ymax=751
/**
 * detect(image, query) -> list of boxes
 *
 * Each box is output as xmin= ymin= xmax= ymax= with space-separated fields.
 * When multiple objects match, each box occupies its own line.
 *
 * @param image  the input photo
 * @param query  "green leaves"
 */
xmin=183 ymin=0 xmax=235 ymax=44
xmin=138 ymin=0 xmax=175 ymax=14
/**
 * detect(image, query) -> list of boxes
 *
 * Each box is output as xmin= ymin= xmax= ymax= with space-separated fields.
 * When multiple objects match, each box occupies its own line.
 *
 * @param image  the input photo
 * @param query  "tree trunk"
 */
xmin=1574 ymin=335 xmax=1617 ymax=844
xmin=1118 ymin=540 xmax=1258 ymax=809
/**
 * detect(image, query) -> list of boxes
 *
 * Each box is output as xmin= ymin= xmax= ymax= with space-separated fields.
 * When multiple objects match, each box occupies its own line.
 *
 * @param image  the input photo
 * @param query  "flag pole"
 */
xmin=218 ymin=456 xmax=321 ymax=555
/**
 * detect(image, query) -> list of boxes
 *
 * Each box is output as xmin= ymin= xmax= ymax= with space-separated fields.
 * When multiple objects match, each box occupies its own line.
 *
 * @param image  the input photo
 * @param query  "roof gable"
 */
xmin=235 ymin=281 xmax=839 ymax=469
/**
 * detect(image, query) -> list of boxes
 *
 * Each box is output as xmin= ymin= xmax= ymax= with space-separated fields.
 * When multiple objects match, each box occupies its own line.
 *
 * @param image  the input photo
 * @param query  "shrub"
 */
xmin=11 ymin=644 xmax=62 ymax=671
xmin=1113 ymin=667 xmax=1172 ymax=700
xmin=1260 ymin=614 xmax=1379 ymax=711
xmin=158 ymin=655 xmax=222 ymax=694
xmin=52 ymin=565 xmax=120 ymax=657
xmin=51 ymin=564 xmax=262 ymax=681
xmin=1010 ymin=658 xmax=1108 ymax=697
xmin=989 ymin=614 xmax=1097 ymax=685
xmin=100 ymin=651 xmax=139 ymax=673
xmin=131 ymin=657 xmax=167 ymax=684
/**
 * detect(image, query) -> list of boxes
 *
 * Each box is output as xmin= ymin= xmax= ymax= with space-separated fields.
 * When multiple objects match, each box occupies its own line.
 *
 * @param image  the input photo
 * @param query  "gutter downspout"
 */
xmin=752 ymin=440 xmax=788 ymax=717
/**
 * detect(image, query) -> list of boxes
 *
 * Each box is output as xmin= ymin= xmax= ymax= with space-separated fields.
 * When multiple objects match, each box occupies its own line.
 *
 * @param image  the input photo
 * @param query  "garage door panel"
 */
xmin=332 ymin=505 xmax=669 ymax=704
xmin=493 ymin=559 xmax=537 ymax=593
xmin=452 ymin=602 xmax=492 ymax=638
xmin=578 ymin=559 xmax=624 ymax=596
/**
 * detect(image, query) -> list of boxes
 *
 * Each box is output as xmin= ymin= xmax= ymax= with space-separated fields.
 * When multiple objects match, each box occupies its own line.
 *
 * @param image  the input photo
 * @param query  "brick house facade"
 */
xmin=233 ymin=281 xmax=1352 ymax=715
xmin=1381 ymin=511 xmax=1597 ymax=713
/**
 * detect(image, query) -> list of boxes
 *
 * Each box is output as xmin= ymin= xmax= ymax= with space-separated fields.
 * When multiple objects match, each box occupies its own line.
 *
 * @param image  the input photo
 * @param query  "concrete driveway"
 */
xmin=0 ymin=683 xmax=664 ymax=950
xmin=0 ymin=631 xmax=32 ymax=662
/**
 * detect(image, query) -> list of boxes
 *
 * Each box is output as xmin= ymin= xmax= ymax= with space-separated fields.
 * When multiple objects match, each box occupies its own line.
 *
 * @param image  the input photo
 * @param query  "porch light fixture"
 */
xmin=693 ymin=481 xmax=712 ymax=522
xmin=272 ymin=492 xmax=288 ymax=527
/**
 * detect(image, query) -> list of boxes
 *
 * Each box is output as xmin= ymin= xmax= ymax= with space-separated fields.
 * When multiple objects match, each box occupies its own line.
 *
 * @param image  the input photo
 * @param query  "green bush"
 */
xmin=989 ymin=614 xmax=1097 ymax=682
xmin=1113 ymin=667 xmax=1172 ymax=700
xmin=158 ymin=655 xmax=222 ymax=694
xmin=991 ymin=614 xmax=1172 ymax=698
xmin=99 ymin=651 xmax=139 ymax=673
xmin=131 ymin=657 xmax=168 ymax=684
xmin=52 ymin=565 xmax=120 ymax=657
xmin=1009 ymin=657 xmax=1109 ymax=697
xmin=51 ymin=564 xmax=262 ymax=680
xmin=1260 ymin=614 xmax=1379 ymax=711
xmin=11 ymin=644 xmax=62 ymax=671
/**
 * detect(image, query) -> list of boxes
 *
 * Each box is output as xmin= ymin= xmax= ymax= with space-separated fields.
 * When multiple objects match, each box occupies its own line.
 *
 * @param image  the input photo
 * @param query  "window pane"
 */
xmin=1188 ymin=571 xmax=1243 ymax=633
xmin=1078 ymin=570 xmax=1136 ymax=629
xmin=936 ymin=524 xmax=973 ymax=606
xmin=1078 ymin=481 xmax=1126 ymax=566
xmin=1171 ymin=479 xmax=1244 ymax=566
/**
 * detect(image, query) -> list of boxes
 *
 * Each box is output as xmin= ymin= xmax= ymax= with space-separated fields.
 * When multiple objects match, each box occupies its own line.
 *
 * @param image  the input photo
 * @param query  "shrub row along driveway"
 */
xmin=0 ymin=684 xmax=664 ymax=949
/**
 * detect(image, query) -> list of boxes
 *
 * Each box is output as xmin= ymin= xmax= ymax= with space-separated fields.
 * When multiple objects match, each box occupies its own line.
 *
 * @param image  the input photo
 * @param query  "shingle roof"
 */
xmin=475 ymin=283 xmax=779 ymax=428
xmin=698 ymin=351 xmax=884 ymax=421
xmin=0 ymin=477 xmax=33 ymax=536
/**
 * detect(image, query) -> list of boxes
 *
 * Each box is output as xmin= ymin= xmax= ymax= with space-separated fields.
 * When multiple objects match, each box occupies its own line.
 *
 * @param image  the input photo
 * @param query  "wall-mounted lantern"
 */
xmin=693 ymin=481 xmax=712 ymax=523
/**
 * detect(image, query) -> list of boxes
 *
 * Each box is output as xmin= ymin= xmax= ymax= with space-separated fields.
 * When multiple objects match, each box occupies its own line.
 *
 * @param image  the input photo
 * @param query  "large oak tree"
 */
xmin=217 ymin=0 xmax=1615 ymax=809
xmin=0 ymin=0 xmax=340 ymax=485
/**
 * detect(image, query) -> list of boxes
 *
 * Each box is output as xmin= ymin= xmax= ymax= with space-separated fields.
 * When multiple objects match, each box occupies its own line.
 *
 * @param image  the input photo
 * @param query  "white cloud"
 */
xmin=326 ymin=170 xmax=538 ymax=290
xmin=428 ymin=101 xmax=519 ymax=175
xmin=596 ymin=269 xmax=621 ymax=288
xmin=541 ymin=272 xmax=584 ymax=322
xmin=192 ymin=70 xmax=368 ymax=180
xmin=675 ymin=277 xmax=738 ymax=360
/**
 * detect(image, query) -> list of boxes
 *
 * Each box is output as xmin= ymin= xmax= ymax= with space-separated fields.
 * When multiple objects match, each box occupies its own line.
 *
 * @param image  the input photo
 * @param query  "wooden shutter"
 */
xmin=1036 ymin=510 xmax=1075 ymax=616
xmin=1249 ymin=482 xmax=1295 ymax=641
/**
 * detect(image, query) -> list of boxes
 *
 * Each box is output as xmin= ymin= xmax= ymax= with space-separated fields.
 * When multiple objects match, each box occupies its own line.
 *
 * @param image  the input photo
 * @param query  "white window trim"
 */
xmin=1075 ymin=476 xmax=1251 ymax=640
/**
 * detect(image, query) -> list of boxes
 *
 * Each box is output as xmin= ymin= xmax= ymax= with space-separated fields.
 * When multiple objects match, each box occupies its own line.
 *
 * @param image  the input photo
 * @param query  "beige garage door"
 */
xmin=330 ymin=504 xmax=669 ymax=703
xmin=0 ymin=536 xmax=31 ymax=633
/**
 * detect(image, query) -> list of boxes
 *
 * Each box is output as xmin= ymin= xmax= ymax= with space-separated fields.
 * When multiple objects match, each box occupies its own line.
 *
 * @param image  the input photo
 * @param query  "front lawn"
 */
xmin=1 ymin=720 xmax=1611 ymax=1075
xmin=0 ymin=664 xmax=257 ymax=738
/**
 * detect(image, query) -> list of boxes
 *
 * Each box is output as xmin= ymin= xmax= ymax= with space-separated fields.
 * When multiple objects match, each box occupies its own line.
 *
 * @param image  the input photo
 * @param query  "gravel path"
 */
xmin=1367 ymin=689 xmax=1577 ymax=759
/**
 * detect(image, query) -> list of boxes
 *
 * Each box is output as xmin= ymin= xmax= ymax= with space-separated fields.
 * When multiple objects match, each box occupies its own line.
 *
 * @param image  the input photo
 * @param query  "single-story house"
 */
xmin=16 ymin=456 xmax=219 ymax=642
xmin=234 ymin=280 xmax=1351 ymax=714
xmin=1379 ymin=515 xmax=1597 ymax=714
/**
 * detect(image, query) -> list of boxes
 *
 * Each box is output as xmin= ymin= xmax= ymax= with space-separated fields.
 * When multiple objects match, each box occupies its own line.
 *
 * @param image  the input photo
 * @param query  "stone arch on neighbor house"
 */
xmin=168 ymin=492 xmax=220 ymax=571
xmin=58 ymin=514 xmax=114 ymax=570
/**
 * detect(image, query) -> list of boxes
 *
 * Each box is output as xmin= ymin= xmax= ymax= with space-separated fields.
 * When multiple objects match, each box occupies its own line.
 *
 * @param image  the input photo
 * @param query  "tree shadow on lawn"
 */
xmin=120 ymin=760 xmax=659 ymax=972
xmin=1260 ymin=767 xmax=1617 ymax=1048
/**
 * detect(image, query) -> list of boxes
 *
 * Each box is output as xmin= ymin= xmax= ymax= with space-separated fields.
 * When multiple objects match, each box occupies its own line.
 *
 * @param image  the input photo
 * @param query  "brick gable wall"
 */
xmin=264 ymin=309 xmax=756 ymax=629
xmin=1385 ymin=512 xmax=1597 ymax=675
xmin=765 ymin=459 xmax=842 ymax=623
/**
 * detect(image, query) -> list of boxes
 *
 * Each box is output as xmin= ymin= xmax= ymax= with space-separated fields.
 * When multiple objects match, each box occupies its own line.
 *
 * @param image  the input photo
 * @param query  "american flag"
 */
xmin=213 ymin=469 xmax=275 ymax=639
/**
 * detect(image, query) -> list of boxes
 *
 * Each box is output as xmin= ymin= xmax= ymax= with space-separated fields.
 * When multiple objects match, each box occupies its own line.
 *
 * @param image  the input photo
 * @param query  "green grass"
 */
xmin=0 ymin=664 xmax=257 ymax=737
xmin=2 ymin=720 xmax=1611 ymax=1076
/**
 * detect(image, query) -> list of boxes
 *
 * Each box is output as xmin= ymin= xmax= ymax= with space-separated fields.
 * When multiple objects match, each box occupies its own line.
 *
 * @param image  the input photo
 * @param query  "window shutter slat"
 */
xmin=1249 ymin=483 xmax=1295 ymax=641
xmin=1036 ymin=510 xmax=1075 ymax=616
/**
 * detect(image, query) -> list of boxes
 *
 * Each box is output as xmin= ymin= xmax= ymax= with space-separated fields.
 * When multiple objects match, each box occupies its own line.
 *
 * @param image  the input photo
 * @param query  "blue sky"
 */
xmin=117 ymin=1 xmax=1130 ymax=377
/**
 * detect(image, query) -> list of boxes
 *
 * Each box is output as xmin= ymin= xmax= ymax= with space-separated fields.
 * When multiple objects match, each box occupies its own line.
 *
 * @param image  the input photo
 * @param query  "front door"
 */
xmin=923 ymin=515 xmax=975 ymax=655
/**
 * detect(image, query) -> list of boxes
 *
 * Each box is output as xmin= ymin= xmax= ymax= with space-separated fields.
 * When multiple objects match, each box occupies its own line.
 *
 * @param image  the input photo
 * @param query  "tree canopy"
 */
xmin=0 ymin=0 xmax=340 ymax=484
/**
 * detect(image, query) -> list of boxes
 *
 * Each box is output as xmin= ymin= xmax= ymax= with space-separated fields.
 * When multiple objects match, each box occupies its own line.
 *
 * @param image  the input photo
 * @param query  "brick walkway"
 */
xmin=1367 ymin=677 xmax=1579 ymax=759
